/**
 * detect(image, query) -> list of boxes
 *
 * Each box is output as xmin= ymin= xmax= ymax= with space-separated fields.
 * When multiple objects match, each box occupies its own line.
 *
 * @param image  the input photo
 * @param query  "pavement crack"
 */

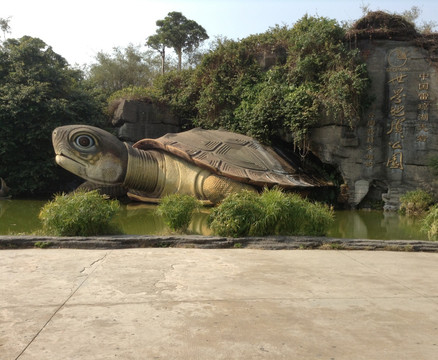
xmin=15 ymin=251 xmax=111 ymax=360
xmin=80 ymin=254 xmax=109 ymax=274
xmin=339 ymin=251 xmax=434 ymax=300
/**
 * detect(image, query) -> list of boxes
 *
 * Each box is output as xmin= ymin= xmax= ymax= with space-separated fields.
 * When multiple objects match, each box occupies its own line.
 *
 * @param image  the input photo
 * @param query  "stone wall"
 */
xmin=309 ymin=40 xmax=438 ymax=210
xmin=112 ymin=99 xmax=181 ymax=144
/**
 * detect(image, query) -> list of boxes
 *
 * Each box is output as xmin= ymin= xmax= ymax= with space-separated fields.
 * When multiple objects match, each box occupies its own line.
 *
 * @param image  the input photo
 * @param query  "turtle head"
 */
xmin=52 ymin=125 xmax=128 ymax=185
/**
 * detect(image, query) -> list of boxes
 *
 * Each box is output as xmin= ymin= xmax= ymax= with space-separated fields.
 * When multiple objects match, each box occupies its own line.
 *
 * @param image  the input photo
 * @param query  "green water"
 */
xmin=0 ymin=199 xmax=46 ymax=235
xmin=327 ymin=210 xmax=427 ymax=240
xmin=0 ymin=199 xmax=428 ymax=240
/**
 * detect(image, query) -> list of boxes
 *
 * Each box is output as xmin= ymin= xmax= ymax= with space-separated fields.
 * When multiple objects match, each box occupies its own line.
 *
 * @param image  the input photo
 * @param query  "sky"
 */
xmin=2 ymin=0 xmax=438 ymax=66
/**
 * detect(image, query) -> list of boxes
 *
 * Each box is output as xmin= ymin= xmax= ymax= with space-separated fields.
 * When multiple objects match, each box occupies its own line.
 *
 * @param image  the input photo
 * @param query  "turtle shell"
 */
xmin=133 ymin=128 xmax=329 ymax=189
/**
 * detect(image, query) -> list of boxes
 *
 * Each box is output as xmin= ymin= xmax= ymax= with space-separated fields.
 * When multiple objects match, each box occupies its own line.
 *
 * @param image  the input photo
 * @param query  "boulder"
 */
xmin=112 ymin=99 xmax=181 ymax=143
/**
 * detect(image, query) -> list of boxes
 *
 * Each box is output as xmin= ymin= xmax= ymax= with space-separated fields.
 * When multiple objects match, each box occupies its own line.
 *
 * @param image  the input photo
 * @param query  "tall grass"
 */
xmin=208 ymin=191 xmax=265 ymax=237
xmin=399 ymin=189 xmax=434 ymax=217
xmin=156 ymin=194 xmax=201 ymax=233
xmin=422 ymin=205 xmax=438 ymax=241
xmin=209 ymin=188 xmax=334 ymax=237
xmin=39 ymin=190 xmax=121 ymax=236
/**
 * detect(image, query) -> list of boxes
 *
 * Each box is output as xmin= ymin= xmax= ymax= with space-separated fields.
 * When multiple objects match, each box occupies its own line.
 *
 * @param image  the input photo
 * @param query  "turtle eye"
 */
xmin=74 ymin=134 xmax=95 ymax=149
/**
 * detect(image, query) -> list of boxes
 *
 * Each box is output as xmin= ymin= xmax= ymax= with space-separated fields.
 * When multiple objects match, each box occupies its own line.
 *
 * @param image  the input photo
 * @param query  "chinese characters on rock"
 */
xmin=386 ymin=59 xmax=407 ymax=170
xmin=417 ymin=72 xmax=430 ymax=143
xmin=364 ymin=113 xmax=375 ymax=168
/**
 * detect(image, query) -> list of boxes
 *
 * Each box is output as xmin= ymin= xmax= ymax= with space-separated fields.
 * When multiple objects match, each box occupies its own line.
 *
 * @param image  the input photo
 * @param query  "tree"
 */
xmin=87 ymin=44 xmax=161 ymax=95
xmin=0 ymin=36 xmax=107 ymax=196
xmin=401 ymin=6 xmax=437 ymax=33
xmin=0 ymin=17 xmax=11 ymax=40
xmin=146 ymin=33 xmax=167 ymax=74
xmin=149 ymin=11 xmax=209 ymax=71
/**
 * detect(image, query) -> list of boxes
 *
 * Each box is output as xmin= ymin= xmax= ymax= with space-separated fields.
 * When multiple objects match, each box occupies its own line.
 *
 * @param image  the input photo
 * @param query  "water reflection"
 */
xmin=328 ymin=210 xmax=427 ymax=240
xmin=0 ymin=200 xmax=428 ymax=240
xmin=114 ymin=203 xmax=212 ymax=235
xmin=0 ymin=199 xmax=45 ymax=234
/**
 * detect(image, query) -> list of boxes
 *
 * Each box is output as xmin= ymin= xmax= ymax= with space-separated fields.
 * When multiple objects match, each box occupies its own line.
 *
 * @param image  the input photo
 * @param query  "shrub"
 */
xmin=209 ymin=188 xmax=334 ymax=237
xmin=156 ymin=194 xmax=201 ymax=232
xmin=421 ymin=205 xmax=438 ymax=241
xmin=399 ymin=189 xmax=434 ymax=216
xmin=39 ymin=190 xmax=121 ymax=236
xmin=208 ymin=191 xmax=265 ymax=237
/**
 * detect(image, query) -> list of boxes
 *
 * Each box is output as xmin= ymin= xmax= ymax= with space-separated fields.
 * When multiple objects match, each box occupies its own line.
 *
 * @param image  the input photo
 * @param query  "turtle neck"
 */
xmin=123 ymin=144 xmax=165 ymax=196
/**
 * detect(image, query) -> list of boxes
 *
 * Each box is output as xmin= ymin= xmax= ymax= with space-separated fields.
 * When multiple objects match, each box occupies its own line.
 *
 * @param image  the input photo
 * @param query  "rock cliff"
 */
xmin=309 ymin=39 xmax=438 ymax=209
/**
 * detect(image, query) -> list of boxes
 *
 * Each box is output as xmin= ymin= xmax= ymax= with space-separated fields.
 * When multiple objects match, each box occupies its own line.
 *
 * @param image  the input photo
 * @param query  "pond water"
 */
xmin=0 ymin=199 xmax=428 ymax=240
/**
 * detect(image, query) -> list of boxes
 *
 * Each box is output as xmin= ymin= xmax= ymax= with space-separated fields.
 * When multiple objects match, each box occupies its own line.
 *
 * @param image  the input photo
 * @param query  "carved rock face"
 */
xmin=309 ymin=40 xmax=438 ymax=209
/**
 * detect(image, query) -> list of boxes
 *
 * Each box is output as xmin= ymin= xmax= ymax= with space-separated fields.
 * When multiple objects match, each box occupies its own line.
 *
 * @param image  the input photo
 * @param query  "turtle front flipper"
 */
xmin=202 ymin=174 xmax=256 ymax=204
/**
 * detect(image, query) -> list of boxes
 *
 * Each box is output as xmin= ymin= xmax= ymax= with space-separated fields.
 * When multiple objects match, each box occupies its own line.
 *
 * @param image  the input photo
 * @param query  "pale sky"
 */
xmin=2 ymin=0 xmax=437 ymax=66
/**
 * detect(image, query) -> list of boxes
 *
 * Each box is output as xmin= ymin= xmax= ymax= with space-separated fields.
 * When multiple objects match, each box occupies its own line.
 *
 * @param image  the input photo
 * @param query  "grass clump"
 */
xmin=156 ymin=194 xmax=201 ymax=233
xmin=39 ymin=190 xmax=121 ymax=236
xmin=34 ymin=241 xmax=52 ymax=249
xmin=422 ymin=205 xmax=438 ymax=241
xmin=399 ymin=189 xmax=434 ymax=217
xmin=209 ymin=188 xmax=334 ymax=237
xmin=208 ymin=191 xmax=265 ymax=237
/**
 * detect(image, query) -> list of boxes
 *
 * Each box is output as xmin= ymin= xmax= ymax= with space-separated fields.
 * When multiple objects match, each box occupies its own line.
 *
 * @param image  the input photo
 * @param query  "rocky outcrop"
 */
xmin=112 ymin=99 xmax=181 ymax=144
xmin=309 ymin=40 xmax=438 ymax=210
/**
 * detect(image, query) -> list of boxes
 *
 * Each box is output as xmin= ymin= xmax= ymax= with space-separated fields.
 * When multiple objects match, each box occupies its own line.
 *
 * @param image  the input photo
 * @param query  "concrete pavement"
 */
xmin=1 ymin=248 xmax=438 ymax=359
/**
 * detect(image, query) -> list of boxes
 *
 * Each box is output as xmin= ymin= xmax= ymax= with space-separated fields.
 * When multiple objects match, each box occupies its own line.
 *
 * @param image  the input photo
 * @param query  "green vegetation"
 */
xmin=208 ymin=191 xmax=265 ymax=238
xmin=209 ymin=188 xmax=334 ymax=237
xmin=39 ymin=190 xmax=121 ymax=236
xmin=88 ymin=45 xmax=161 ymax=96
xmin=156 ymin=193 xmax=201 ymax=232
xmin=0 ymin=36 xmax=107 ymax=196
xmin=428 ymin=157 xmax=438 ymax=176
xmin=147 ymin=11 xmax=209 ymax=72
xmin=2 ymin=8 xmax=436 ymax=202
xmin=145 ymin=15 xmax=370 ymax=152
xmin=399 ymin=189 xmax=434 ymax=217
xmin=422 ymin=205 xmax=438 ymax=241
xmin=0 ymin=16 xmax=11 ymax=39
xmin=34 ymin=241 xmax=52 ymax=249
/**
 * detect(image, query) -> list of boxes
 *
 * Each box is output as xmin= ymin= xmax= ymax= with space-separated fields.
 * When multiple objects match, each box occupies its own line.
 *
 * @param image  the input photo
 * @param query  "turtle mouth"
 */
xmin=55 ymin=153 xmax=84 ymax=166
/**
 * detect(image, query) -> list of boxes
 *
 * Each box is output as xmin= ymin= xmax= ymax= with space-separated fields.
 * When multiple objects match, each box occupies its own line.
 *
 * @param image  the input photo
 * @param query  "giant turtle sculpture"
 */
xmin=52 ymin=125 xmax=329 ymax=204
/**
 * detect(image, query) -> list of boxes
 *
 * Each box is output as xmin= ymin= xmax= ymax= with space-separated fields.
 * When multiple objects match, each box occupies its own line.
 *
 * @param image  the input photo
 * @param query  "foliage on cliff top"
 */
xmin=346 ymin=11 xmax=418 ymax=41
xmin=347 ymin=10 xmax=438 ymax=72
xmin=148 ymin=15 xmax=371 ymax=151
